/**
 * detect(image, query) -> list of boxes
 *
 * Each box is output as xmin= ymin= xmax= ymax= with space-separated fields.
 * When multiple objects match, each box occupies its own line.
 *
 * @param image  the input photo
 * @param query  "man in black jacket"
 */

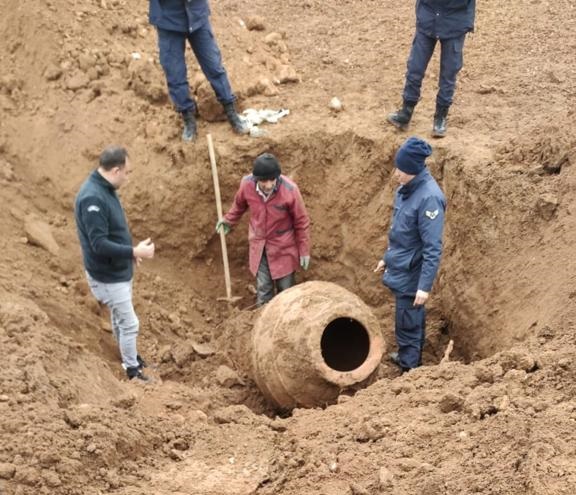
xmin=387 ymin=0 xmax=476 ymax=137
xmin=74 ymin=146 xmax=155 ymax=381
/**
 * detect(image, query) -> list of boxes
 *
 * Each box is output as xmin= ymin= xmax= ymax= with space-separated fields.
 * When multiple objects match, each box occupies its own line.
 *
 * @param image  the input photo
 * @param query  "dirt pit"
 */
xmin=2 ymin=0 xmax=576 ymax=494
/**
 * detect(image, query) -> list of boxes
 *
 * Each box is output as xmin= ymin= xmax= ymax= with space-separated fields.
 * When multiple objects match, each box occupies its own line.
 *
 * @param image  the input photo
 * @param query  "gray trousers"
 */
xmin=256 ymin=252 xmax=295 ymax=306
xmin=86 ymin=273 xmax=140 ymax=369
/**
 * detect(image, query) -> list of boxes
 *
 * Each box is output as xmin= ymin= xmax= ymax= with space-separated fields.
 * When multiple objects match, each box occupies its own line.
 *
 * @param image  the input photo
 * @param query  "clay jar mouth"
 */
xmin=317 ymin=316 xmax=383 ymax=387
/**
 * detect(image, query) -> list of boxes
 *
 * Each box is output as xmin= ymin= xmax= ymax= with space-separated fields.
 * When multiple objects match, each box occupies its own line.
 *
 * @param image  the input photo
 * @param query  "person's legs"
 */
xmin=275 ymin=272 xmax=295 ymax=294
xmin=105 ymin=281 xmax=140 ymax=371
xmin=86 ymin=275 xmax=141 ymax=372
xmin=437 ymin=34 xmax=466 ymax=108
xmin=256 ymin=251 xmax=275 ymax=306
xmin=188 ymin=23 xmax=234 ymax=105
xmin=394 ymin=295 xmax=426 ymax=370
xmin=157 ymin=27 xmax=197 ymax=141
xmin=157 ymin=28 xmax=195 ymax=113
xmin=389 ymin=31 xmax=436 ymax=130
xmin=188 ymin=23 xmax=248 ymax=134
xmin=432 ymin=34 xmax=466 ymax=137
xmin=402 ymin=31 xmax=437 ymax=106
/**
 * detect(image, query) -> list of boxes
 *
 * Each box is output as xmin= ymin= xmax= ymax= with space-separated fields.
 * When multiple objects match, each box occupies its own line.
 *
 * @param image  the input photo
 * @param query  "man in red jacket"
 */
xmin=216 ymin=153 xmax=311 ymax=306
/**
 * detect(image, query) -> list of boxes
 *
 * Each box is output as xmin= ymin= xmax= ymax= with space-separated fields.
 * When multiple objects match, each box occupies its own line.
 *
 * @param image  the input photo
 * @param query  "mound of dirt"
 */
xmin=2 ymin=0 xmax=576 ymax=494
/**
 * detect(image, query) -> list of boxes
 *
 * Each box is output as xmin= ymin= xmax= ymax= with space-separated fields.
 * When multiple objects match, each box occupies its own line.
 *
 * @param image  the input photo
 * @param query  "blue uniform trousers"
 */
xmin=403 ymin=31 xmax=466 ymax=108
xmin=157 ymin=24 xmax=235 ymax=113
xmin=395 ymin=295 xmax=426 ymax=370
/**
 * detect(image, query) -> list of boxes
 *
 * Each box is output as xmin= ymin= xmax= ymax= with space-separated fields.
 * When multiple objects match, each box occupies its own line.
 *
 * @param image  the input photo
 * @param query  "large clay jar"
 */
xmin=251 ymin=281 xmax=384 ymax=409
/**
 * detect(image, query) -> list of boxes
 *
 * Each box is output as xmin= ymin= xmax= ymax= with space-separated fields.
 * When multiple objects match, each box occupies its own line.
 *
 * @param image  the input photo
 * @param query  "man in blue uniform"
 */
xmin=149 ymin=0 xmax=248 ymax=141
xmin=387 ymin=0 xmax=476 ymax=137
xmin=75 ymin=146 xmax=155 ymax=381
xmin=375 ymin=137 xmax=446 ymax=372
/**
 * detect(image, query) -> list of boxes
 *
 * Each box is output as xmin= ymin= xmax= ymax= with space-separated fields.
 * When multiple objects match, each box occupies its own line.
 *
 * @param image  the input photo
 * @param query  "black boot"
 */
xmin=126 ymin=365 xmax=150 ymax=382
xmin=388 ymin=352 xmax=410 ymax=373
xmin=432 ymin=105 xmax=449 ymax=138
xmin=223 ymin=102 xmax=249 ymax=135
xmin=137 ymin=354 xmax=147 ymax=369
xmin=181 ymin=109 xmax=197 ymax=142
xmin=387 ymin=101 xmax=416 ymax=131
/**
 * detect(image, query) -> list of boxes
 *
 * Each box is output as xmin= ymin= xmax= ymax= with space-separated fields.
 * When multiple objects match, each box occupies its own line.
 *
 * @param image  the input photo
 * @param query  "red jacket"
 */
xmin=224 ymin=175 xmax=311 ymax=279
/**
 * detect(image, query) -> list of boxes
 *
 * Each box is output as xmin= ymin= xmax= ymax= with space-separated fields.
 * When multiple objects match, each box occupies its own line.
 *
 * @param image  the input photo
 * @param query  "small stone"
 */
xmin=329 ymin=97 xmax=343 ymax=112
xmin=0 ymin=463 xmax=16 ymax=480
xmin=44 ymin=65 xmax=63 ymax=81
xmin=378 ymin=466 xmax=394 ymax=487
xmin=245 ymin=15 xmax=266 ymax=31
xmin=171 ymin=343 xmax=194 ymax=367
xmin=494 ymin=395 xmax=511 ymax=412
xmin=558 ymin=358 xmax=571 ymax=369
xmin=276 ymin=64 xmax=300 ymax=84
xmin=66 ymin=73 xmax=90 ymax=91
xmin=350 ymin=482 xmax=369 ymax=495
xmin=256 ymin=78 xmax=279 ymax=97
xmin=169 ymin=449 xmax=184 ymax=461
xmin=24 ymin=215 xmax=60 ymax=255
xmin=110 ymin=393 xmax=136 ymax=409
xmin=159 ymin=345 xmax=172 ymax=363
xmin=0 ymin=395 xmax=9 ymax=402
xmin=439 ymin=393 xmax=464 ymax=413
xmin=264 ymin=32 xmax=283 ymax=45
xmin=78 ymin=53 xmax=96 ymax=72
xmin=86 ymin=443 xmax=97 ymax=453
xmin=43 ymin=470 xmax=62 ymax=488
xmin=192 ymin=342 xmax=216 ymax=357
xmin=215 ymin=365 xmax=243 ymax=387
xmin=536 ymin=193 xmax=559 ymax=221
xmin=187 ymin=410 xmax=208 ymax=423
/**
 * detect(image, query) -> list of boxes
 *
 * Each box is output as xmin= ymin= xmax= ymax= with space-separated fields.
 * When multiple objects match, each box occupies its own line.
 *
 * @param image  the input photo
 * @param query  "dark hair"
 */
xmin=252 ymin=153 xmax=281 ymax=180
xmin=99 ymin=146 xmax=129 ymax=170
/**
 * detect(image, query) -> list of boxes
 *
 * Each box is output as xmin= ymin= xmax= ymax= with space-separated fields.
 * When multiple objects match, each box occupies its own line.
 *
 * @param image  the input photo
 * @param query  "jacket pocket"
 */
xmin=385 ymin=248 xmax=417 ymax=271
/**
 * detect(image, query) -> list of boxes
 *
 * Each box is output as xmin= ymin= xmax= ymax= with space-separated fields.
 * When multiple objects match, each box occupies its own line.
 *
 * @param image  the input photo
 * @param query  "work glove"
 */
xmin=215 ymin=219 xmax=230 ymax=235
xmin=300 ymin=255 xmax=310 ymax=271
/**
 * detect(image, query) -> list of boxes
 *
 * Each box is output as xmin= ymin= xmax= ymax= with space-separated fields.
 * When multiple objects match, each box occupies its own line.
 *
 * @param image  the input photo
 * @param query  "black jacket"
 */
xmin=74 ymin=170 xmax=134 ymax=283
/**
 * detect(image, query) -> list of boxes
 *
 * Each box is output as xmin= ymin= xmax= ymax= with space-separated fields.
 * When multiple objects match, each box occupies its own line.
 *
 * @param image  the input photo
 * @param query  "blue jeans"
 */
xmin=86 ymin=273 xmax=140 ymax=369
xmin=256 ymin=252 xmax=295 ymax=306
xmin=157 ymin=23 xmax=235 ymax=113
xmin=403 ymin=31 xmax=466 ymax=108
xmin=395 ymin=295 xmax=426 ymax=370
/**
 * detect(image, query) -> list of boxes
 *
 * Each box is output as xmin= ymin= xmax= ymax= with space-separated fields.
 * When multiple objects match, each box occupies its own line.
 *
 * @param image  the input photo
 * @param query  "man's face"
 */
xmin=257 ymin=178 xmax=277 ymax=194
xmin=393 ymin=168 xmax=415 ymax=186
xmin=111 ymin=157 xmax=131 ymax=189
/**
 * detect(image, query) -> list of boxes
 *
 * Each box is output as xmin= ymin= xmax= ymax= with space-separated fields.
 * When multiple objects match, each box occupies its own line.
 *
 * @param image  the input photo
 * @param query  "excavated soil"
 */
xmin=1 ymin=0 xmax=576 ymax=494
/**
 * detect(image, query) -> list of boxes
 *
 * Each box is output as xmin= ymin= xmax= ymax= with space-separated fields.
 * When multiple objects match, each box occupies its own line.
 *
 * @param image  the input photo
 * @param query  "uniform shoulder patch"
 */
xmin=87 ymin=205 xmax=100 ymax=213
xmin=425 ymin=209 xmax=439 ymax=220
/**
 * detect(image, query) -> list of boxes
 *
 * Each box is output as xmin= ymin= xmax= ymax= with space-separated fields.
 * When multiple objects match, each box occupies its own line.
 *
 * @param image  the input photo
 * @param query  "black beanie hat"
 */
xmin=253 ymin=153 xmax=281 ymax=180
xmin=395 ymin=136 xmax=432 ymax=175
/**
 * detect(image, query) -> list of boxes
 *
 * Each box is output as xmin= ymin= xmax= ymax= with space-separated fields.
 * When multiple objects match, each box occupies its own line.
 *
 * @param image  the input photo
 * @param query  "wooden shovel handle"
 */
xmin=207 ymin=134 xmax=232 ymax=301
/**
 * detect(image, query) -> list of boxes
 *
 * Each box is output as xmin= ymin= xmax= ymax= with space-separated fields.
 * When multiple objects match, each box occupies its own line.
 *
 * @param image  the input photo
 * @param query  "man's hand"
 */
xmin=215 ymin=219 xmax=230 ymax=235
xmin=300 ymin=255 xmax=310 ymax=270
xmin=374 ymin=259 xmax=385 ymax=273
xmin=414 ymin=290 xmax=429 ymax=306
xmin=133 ymin=238 xmax=155 ymax=260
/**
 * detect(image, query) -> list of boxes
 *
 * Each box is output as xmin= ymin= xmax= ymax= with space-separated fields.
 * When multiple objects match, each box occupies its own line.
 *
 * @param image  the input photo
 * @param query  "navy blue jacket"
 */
xmin=74 ymin=171 xmax=134 ymax=283
xmin=416 ymin=0 xmax=476 ymax=40
xmin=149 ymin=0 xmax=210 ymax=33
xmin=382 ymin=169 xmax=446 ymax=295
